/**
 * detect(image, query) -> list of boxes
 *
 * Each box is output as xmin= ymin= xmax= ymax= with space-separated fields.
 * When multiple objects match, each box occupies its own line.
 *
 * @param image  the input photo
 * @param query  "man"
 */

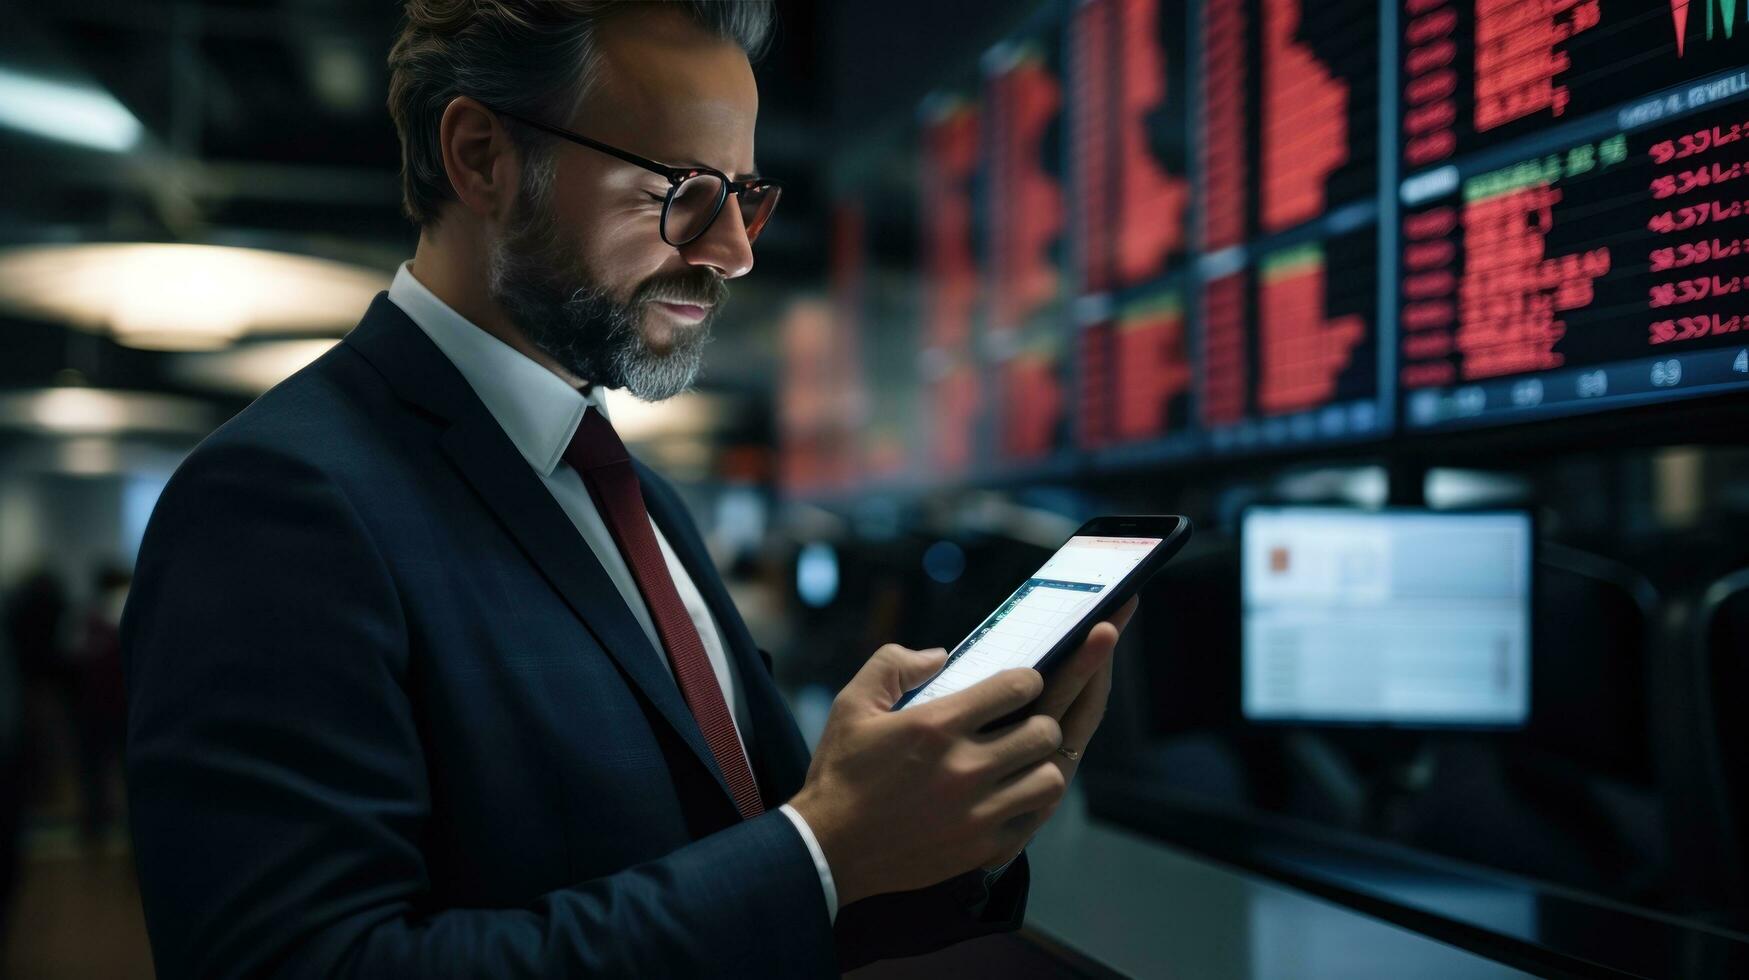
xmin=122 ymin=2 xmax=1133 ymax=977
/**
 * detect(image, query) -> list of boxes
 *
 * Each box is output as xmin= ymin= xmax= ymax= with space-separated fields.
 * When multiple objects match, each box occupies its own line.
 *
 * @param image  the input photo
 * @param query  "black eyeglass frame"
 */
xmin=487 ymin=105 xmax=782 ymax=248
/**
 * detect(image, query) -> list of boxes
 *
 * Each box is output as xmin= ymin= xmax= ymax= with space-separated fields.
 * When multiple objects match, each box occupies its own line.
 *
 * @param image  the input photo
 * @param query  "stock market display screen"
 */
xmin=1070 ymin=0 xmax=1198 ymax=460
xmin=918 ymin=92 xmax=984 ymax=477
xmin=1074 ymin=0 xmax=1389 ymax=462
xmin=1398 ymin=0 xmax=1749 ymax=428
xmin=985 ymin=23 xmax=1074 ymax=470
xmin=1195 ymin=0 xmax=1388 ymax=454
xmin=798 ymin=0 xmax=1749 ymax=496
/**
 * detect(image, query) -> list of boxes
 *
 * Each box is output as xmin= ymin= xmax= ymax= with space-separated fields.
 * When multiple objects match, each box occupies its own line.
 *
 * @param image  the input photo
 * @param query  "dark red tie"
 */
xmin=563 ymin=408 xmax=765 ymax=820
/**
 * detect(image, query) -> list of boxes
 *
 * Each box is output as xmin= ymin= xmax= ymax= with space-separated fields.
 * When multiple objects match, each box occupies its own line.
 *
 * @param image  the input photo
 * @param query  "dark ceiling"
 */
xmin=2 ymin=0 xmax=832 ymax=247
xmin=0 ymin=0 xmax=842 ymax=413
xmin=0 ymin=0 xmax=1035 ymax=442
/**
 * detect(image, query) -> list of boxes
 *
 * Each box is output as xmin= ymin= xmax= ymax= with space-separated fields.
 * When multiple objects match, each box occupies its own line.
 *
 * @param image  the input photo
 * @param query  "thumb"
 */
xmin=853 ymin=644 xmax=948 ymax=708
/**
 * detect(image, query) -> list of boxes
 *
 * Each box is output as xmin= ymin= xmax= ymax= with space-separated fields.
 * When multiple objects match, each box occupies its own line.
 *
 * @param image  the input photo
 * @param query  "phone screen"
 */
xmin=898 ymin=535 xmax=1162 ymax=709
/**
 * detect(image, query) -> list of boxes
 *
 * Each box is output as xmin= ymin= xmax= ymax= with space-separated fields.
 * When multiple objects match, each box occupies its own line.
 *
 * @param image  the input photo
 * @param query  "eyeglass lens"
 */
xmin=664 ymin=175 xmax=781 ymax=245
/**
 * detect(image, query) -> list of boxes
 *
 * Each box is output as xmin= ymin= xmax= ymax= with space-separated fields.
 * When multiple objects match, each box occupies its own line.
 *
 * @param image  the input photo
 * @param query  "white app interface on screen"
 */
xmin=900 ymin=535 xmax=1161 ymax=709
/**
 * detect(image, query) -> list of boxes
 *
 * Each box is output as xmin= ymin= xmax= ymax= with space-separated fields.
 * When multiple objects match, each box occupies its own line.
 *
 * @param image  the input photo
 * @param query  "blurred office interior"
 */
xmin=1 ymin=0 xmax=1748 ymax=976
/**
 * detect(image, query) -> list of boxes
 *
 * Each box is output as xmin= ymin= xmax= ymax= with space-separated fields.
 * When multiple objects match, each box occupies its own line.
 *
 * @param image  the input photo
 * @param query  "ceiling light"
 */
xmin=169 ymin=339 xmax=340 ymax=396
xmin=0 ymin=243 xmax=389 ymax=350
xmin=0 ymin=388 xmax=214 ymax=437
xmin=0 ymin=66 xmax=144 ymax=152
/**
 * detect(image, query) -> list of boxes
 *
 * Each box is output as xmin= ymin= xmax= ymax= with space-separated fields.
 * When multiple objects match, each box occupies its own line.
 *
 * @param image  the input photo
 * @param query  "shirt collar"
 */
xmin=386 ymin=260 xmax=609 ymax=477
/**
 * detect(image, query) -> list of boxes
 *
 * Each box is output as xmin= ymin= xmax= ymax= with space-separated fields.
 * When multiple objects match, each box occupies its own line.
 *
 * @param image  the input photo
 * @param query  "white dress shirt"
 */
xmin=387 ymin=262 xmax=840 ymax=922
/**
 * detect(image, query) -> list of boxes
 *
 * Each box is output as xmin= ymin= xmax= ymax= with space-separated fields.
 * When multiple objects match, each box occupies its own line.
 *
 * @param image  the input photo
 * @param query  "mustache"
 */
xmin=632 ymin=268 xmax=729 ymax=310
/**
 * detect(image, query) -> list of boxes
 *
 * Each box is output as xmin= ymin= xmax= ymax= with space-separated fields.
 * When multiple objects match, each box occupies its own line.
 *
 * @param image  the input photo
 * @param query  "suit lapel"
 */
xmin=637 ymin=465 xmax=813 ymax=806
xmin=343 ymin=295 xmax=739 ymax=814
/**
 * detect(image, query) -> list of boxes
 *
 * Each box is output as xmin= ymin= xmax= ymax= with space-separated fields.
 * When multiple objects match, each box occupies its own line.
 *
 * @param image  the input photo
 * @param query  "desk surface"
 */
xmin=1021 ymin=788 xmax=1532 ymax=979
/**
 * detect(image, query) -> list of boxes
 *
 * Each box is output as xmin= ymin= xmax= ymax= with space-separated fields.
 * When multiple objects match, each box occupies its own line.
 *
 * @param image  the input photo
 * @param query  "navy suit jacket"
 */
xmin=121 ymin=294 xmax=1028 ymax=979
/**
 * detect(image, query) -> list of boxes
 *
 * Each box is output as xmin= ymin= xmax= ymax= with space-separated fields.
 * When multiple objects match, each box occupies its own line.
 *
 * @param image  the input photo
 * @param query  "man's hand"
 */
xmin=786 ymin=647 xmax=1070 ymax=907
xmin=977 ymin=595 xmax=1136 ymax=871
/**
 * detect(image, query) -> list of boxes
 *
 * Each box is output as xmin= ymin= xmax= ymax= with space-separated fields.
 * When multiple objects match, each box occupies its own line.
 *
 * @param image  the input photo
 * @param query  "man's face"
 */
xmin=486 ymin=9 xmax=760 ymax=400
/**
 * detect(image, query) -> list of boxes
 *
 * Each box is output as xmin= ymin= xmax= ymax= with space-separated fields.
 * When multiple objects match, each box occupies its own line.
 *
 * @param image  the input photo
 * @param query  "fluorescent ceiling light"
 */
xmin=0 ymin=388 xmax=214 ymax=437
xmin=169 ymin=338 xmax=340 ymax=396
xmin=0 ymin=66 xmax=144 ymax=152
xmin=0 ymin=243 xmax=389 ymax=350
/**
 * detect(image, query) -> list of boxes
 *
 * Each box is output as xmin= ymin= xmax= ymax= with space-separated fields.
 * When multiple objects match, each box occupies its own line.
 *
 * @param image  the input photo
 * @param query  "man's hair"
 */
xmin=387 ymin=0 xmax=774 ymax=228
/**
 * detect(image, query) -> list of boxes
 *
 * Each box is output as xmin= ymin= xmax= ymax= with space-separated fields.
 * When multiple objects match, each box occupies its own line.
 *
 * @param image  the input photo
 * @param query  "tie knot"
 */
xmin=563 ymin=407 xmax=629 ymax=472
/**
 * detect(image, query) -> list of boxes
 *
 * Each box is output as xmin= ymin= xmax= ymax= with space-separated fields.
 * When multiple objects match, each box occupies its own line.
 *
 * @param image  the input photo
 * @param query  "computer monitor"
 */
xmin=1241 ymin=506 xmax=1532 ymax=726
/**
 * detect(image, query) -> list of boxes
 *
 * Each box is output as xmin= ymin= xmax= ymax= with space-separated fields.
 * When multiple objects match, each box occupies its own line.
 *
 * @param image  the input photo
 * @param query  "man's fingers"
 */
xmin=1107 ymin=596 xmax=1139 ymax=633
xmin=1031 ymin=620 xmax=1120 ymax=721
xmin=1031 ymin=597 xmax=1135 ymax=721
xmin=978 ymin=608 xmax=1128 ymax=866
xmin=1059 ymin=651 xmax=1113 ymax=754
xmin=855 ymin=644 xmax=948 ymax=708
xmin=972 ymin=757 xmax=1069 ymax=827
xmin=968 ymin=712 xmax=1063 ymax=782
xmin=919 ymin=667 xmax=1044 ymax=734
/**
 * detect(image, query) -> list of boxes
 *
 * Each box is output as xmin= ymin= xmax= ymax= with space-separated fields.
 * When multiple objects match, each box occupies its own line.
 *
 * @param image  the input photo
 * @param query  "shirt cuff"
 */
xmin=976 ymin=851 xmax=1019 ymax=913
xmin=984 ymin=852 xmax=1018 ymax=884
xmin=779 ymin=802 xmax=838 ymax=924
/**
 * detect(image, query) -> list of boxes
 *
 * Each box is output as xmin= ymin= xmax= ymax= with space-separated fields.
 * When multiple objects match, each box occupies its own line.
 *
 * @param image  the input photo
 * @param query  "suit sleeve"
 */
xmin=831 ymin=854 xmax=1030 ymax=973
xmin=122 ymin=443 xmax=837 ymax=980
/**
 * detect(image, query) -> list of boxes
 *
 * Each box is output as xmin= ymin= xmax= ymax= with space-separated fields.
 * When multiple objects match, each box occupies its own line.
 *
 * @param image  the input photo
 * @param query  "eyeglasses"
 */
xmin=489 ymin=106 xmax=782 ymax=248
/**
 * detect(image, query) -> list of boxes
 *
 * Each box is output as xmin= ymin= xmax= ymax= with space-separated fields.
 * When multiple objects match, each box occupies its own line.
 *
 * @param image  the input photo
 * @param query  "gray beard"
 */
xmin=486 ymin=179 xmax=716 ymax=402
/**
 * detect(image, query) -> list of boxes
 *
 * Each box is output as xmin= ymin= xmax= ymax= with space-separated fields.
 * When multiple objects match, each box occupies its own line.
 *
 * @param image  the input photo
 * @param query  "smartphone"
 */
xmin=892 ymin=515 xmax=1192 ymax=723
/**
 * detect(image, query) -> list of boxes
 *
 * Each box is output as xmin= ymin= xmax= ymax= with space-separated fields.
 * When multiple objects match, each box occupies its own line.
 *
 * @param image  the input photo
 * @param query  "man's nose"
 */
xmin=679 ymin=198 xmax=755 ymax=280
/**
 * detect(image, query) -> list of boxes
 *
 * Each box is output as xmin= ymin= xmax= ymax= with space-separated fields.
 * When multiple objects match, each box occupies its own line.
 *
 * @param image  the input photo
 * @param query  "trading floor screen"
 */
xmin=1400 ymin=0 xmax=1749 ymax=429
xmin=1084 ymin=0 xmax=1389 ymax=460
xmin=784 ymin=0 xmax=1749 ymax=495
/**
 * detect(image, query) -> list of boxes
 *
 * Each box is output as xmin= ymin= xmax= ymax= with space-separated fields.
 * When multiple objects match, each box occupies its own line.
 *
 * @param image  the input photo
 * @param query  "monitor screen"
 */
xmin=1241 ymin=507 xmax=1532 ymax=725
xmin=782 ymin=0 xmax=1749 ymax=497
xmin=1397 ymin=0 xmax=1749 ymax=430
xmin=1073 ymin=0 xmax=1392 ymax=463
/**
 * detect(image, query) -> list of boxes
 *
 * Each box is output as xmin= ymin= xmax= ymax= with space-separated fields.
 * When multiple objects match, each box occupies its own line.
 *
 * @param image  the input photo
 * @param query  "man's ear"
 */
xmin=437 ymin=96 xmax=520 ymax=222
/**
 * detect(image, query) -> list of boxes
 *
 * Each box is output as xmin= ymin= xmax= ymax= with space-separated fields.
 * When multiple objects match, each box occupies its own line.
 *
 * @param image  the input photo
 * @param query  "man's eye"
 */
xmin=644 ymin=192 xmax=667 ymax=204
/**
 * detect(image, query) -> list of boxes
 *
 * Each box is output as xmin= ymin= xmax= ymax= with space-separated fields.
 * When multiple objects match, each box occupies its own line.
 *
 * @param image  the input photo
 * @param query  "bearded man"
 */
xmin=122 ymin=3 xmax=1130 ymax=976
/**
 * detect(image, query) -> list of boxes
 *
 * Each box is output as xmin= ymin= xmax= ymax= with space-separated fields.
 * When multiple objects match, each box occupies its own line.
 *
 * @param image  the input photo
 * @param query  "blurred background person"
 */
xmin=0 ymin=573 xmax=26 ymax=964
xmin=68 ymin=565 xmax=128 ymax=850
xmin=3 ymin=569 xmax=72 ymax=831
